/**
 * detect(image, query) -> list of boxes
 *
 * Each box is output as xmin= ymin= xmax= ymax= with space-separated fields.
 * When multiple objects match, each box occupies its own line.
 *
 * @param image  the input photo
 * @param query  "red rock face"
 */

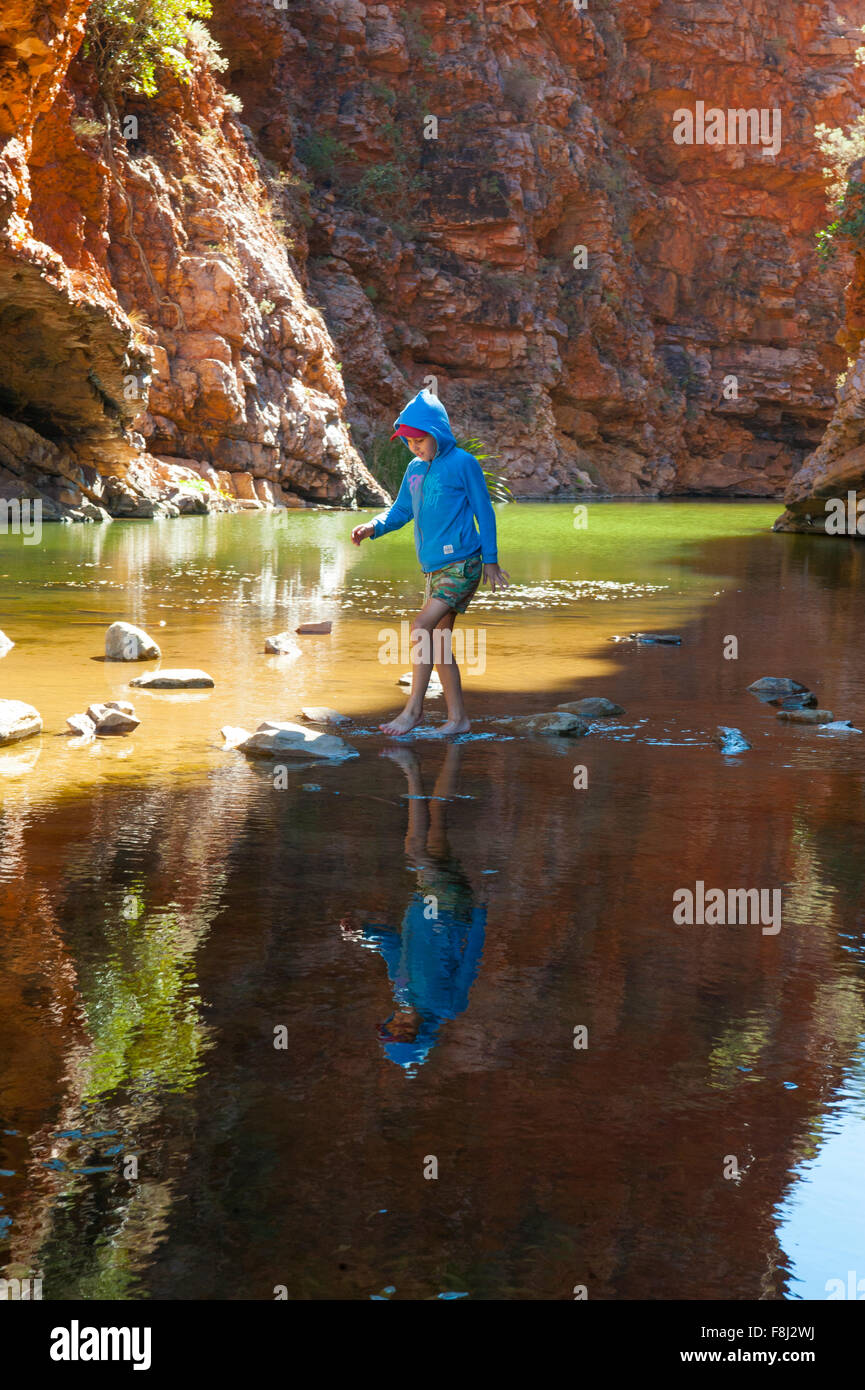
xmin=2 ymin=2 xmax=865 ymax=514
xmin=209 ymin=0 xmax=865 ymax=497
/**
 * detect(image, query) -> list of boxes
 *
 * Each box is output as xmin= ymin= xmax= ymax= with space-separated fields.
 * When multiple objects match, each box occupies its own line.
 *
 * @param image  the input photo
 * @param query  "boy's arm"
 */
xmin=463 ymin=454 xmax=498 ymax=563
xmin=370 ymin=464 xmax=413 ymax=538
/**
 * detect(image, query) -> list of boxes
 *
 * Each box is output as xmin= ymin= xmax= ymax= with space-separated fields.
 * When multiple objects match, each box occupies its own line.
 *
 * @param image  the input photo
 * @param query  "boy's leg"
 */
xmin=379 ymin=744 xmax=430 ymax=860
xmin=429 ymin=610 xmax=470 ymax=736
xmin=380 ymin=595 xmax=452 ymax=736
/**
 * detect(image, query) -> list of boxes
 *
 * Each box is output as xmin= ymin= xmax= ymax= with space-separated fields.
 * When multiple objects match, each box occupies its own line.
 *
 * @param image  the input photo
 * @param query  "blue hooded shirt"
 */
xmin=370 ymin=391 xmax=499 ymax=574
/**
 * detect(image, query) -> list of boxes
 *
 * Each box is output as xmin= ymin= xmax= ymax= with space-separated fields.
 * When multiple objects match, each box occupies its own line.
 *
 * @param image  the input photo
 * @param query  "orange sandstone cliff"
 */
xmin=3 ymin=1 xmax=865 ymax=517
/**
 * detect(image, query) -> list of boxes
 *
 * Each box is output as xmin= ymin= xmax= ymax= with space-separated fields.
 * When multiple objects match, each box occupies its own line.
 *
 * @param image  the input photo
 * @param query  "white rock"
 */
xmin=105 ymin=621 xmax=161 ymax=661
xmin=265 ymin=632 xmax=302 ymax=655
xmin=817 ymin=721 xmax=862 ymax=734
xmin=130 ymin=669 xmax=214 ymax=689
xmin=712 ymin=726 xmax=751 ymax=755
xmin=237 ymin=721 xmax=357 ymax=761
xmin=0 ymin=699 xmax=42 ymax=745
xmin=221 ymin=725 xmax=250 ymax=748
xmin=0 ymin=630 xmax=14 ymax=658
xmin=398 ymin=670 xmax=443 ymax=695
xmin=67 ymin=713 xmax=96 ymax=737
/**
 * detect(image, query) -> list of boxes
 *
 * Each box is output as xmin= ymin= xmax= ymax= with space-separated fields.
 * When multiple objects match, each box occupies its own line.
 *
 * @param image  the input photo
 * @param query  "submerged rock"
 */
xmin=712 ymin=726 xmax=751 ymax=755
xmin=748 ymin=677 xmax=809 ymax=700
xmin=612 ymin=632 xmax=682 ymax=645
xmin=105 ymin=621 xmax=161 ymax=662
xmin=0 ymin=699 xmax=42 ymax=745
xmin=130 ymin=669 xmax=214 ymax=689
xmin=300 ymin=707 xmax=352 ymax=725
xmin=776 ymin=708 xmax=834 ymax=725
xmin=494 ymin=712 xmax=590 ymax=738
xmin=0 ymin=630 xmax=14 ymax=658
xmin=235 ymin=720 xmax=357 ymax=761
xmin=296 ymin=621 xmax=332 ymax=634
xmin=264 ymin=632 xmax=302 ymax=655
xmin=557 ymin=697 xmax=625 ymax=718
xmin=818 ymin=720 xmax=863 ymax=734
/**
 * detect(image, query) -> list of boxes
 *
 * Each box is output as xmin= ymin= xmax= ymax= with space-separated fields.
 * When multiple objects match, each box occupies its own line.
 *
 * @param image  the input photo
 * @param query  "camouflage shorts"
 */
xmin=424 ymin=554 xmax=483 ymax=613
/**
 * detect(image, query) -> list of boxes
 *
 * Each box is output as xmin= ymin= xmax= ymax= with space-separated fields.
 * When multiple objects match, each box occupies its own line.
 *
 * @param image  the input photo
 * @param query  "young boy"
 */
xmin=352 ymin=390 xmax=510 ymax=736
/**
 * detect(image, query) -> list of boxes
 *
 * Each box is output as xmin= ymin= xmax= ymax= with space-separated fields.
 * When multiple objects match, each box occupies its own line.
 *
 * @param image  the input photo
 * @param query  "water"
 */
xmin=1 ymin=501 xmax=864 ymax=1299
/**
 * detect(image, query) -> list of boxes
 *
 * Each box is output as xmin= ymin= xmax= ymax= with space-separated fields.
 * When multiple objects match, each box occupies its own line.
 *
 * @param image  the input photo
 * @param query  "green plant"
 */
xmin=815 ymin=116 xmax=865 ymax=260
xmin=83 ymin=0 xmax=221 ymax=98
xmin=364 ymin=431 xmax=512 ymax=503
xmin=297 ymin=130 xmax=352 ymax=177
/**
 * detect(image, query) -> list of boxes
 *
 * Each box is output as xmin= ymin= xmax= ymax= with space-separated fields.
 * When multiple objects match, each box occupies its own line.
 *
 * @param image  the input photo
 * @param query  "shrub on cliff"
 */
xmin=84 ymin=0 xmax=223 ymax=99
xmin=815 ymin=115 xmax=865 ymax=261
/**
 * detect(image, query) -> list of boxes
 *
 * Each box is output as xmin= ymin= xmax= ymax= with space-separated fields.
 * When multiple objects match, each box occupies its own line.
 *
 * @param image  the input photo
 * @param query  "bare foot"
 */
xmin=427 ymin=717 xmax=471 ymax=738
xmin=379 ymin=706 xmax=424 ymax=736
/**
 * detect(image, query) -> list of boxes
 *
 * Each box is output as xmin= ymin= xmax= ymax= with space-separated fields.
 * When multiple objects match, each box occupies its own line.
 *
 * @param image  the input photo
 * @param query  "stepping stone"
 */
xmin=67 ymin=713 xmax=96 ymax=738
xmin=712 ymin=726 xmax=751 ymax=754
xmin=296 ymin=621 xmax=332 ymax=634
xmin=776 ymin=708 xmax=833 ymax=725
xmin=494 ymin=712 xmax=590 ymax=738
xmin=0 ymin=699 xmax=42 ymax=745
xmin=105 ymin=621 xmax=161 ymax=661
xmin=398 ymin=670 xmax=443 ymax=695
xmin=300 ymin=707 xmax=352 ymax=725
xmin=557 ymin=697 xmax=624 ymax=718
xmin=612 ymin=633 xmax=682 ymax=645
xmin=95 ymin=709 xmax=139 ymax=735
xmin=0 ymin=630 xmax=14 ymax=658
xmin=748 ymin=677 xmax=810 ymax=700
xmin=265 ymin=632 xmax=301 ymax=655
xmin=235 ymin=721 xmax=357 ymax=761
xmin=129 ymin=669 xmax=214 ymax=689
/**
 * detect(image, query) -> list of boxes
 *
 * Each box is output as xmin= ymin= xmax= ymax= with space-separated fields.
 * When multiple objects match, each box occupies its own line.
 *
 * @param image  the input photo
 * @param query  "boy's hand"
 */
xmin=351 ymin=522 xmax=375 ymax=546
xmin=483 ymin=562 xmax=510 ymax=592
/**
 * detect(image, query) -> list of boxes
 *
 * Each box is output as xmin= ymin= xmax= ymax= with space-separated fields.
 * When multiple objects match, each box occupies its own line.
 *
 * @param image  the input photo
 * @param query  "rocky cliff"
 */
xmin=2 ymin=1 xmax=865 ymax=518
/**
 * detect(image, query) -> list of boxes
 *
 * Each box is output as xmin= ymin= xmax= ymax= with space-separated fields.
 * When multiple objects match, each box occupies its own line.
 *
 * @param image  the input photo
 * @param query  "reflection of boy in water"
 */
xmin=342 ymin=744 xmax=486 ymax=1075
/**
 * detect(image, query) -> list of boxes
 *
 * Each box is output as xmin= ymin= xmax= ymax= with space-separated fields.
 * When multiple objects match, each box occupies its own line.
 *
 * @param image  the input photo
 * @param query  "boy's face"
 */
xmin=406 ymin=432 xmax=437 ymax=462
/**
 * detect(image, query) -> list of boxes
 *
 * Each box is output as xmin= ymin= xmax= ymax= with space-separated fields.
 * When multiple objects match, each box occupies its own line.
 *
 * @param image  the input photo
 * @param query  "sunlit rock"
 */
xmin=235 ymin=721 xmax=358 ymax=761
xmin=0 ymin=699 xmax=42 ymax=745
xmin=130 ymin=669 xmax=215 ymax=689
xmin=105 ymin=622 xmax=161 ymax=662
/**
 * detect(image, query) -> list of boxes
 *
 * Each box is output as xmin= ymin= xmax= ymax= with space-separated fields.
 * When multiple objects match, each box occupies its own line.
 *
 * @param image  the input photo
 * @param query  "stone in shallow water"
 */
xmin=776 ymin=708 xmax=834 ymax=725
xmin=398 ymin=670 xmax=443 ymax=695
xmin=296 ymin=621 xmax=332 ymax=634
xmin=494 ymin=712 xmax=590 ymax=738
xmin=105 ymin=621 xmax=161 ymax=661
xmin=130 ymin=669 xmax=214 ymax=689
xmin=612 ymin=632 xmax=682 ymax=645
xmin=818 ymin=721 xmax=862 ymax=734
xmin=0 ymin=629 xmax=14 ymax=658
xmin=712 ymin=726 xmax=751 ymax=754
xmin=264 ymin=632 xmax=301 ymax=655
xmin=236 ymin=720 xmax=357 ymax=761
xmin=748 ymin=676 xmax=809 ymax=700
xmin=0 ymin=699 xmax=42 ymax=745
xmin=557 ymin=697 xmax=625 ymax=718
xmin=300 ymin=707 xmax=351 ymax=725
xmin=95 ymin=708 xmax=139 ymax=735
xmin=768 ymin=692 xmax=818 ymax=710
xmin=67 ymin=712 xmax=96 ymax=738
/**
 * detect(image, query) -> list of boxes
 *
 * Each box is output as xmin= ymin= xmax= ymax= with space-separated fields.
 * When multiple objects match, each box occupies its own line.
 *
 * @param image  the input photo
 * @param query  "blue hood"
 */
xmin=394 ymin=390 xmax=457 ymax=458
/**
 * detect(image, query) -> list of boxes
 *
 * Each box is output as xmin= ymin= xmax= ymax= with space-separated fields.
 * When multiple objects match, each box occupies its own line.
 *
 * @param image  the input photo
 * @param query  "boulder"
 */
xmin=105 ymin=621 xmax=161 ymax=661
xmin=748 ymin=677 xmax=809 ymax=699
xmin=494 ymin=712 xmax=590 ymax=737
xmin=0 ymin=699 xmax=42 ymax=745
xmin=235 ymin=720 xmax=358 ymax=761
xmin=0 ymin=630 xmax=13 ymax=658
xmin=557 ymin=697 xmax=625 ymax=718
xmin=130 ymin=669 xmax=214 ymax=689
xmin=296 ymin=621 xmax=332 ymax=634
xmin=95 ymin=709 xmax=139 ymax=735
xmin=769 ymin=692 xmax=818 ymax=710
xmin=817 ymin=721 xmax=862 ymax=734
xmin=220 ymin=725 xmax=250 ymax=748
xmin=712 ymin=726 xmax=751 ymax=754
xmin=776 ymin=709 xmax=834 ymax=725
xmin=300 ymin=707 xmax=352 ymax=725
xmin=67 ymin=712 xmax=96 ymax=737
xmin=264 ymin=632 xmax=302 ymax=655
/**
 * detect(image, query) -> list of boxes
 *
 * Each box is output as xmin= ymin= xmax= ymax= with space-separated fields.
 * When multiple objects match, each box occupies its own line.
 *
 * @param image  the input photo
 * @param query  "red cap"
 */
xmin=390 ymin=424 xmax=428 ymax=442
